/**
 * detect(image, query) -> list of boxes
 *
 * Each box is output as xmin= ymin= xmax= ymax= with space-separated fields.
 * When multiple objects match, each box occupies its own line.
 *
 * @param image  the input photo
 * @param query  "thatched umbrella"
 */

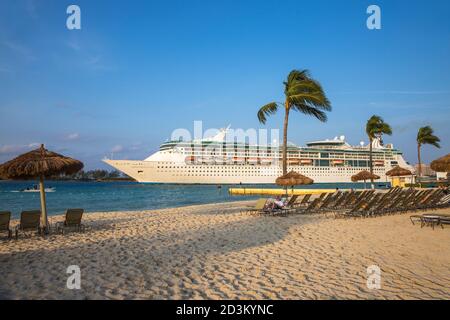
xmin=0 ymin=144 xmax=83 ymax=232
xmin=430 ymin=153 xmax=450 ymax=172
xmin=386 ymin=166 xmax=412 ymax=177
xmin=386 ymin=166 xmax=413 ymax=187
xmin=276 ymin=170 xmax=313 ymax=195
xmin=351 ymin=170 xmax=380 ymax=189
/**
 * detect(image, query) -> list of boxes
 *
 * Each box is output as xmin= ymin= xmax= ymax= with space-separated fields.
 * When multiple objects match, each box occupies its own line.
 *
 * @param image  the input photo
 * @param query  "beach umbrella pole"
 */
xmin=39 ymin=175 xmax=49 ymax=233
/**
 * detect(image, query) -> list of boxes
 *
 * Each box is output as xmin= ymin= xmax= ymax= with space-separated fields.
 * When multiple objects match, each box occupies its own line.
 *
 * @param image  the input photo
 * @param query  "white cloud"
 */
xmin=66 ymin=133 xmax=80 ymax=140
xmin=2 ymin=41 xmax=36 ymax=61
xmin=111 ymin=145 xmax=124 ymax=153
xmin=0 ymin=143 xmax=40 ymax=155
xmin=130 ymin=142 xmax=143 ymax=151
xmin=66 ymin=40 xmax=81 ymax=51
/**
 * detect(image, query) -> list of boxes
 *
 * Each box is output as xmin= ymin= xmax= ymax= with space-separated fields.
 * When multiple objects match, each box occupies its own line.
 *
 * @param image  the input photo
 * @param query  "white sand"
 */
xmin=0 ymin=201 xmax=449 ymax=300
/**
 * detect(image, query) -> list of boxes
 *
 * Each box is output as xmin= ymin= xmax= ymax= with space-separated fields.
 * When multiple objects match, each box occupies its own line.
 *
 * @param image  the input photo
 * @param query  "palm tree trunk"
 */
xmin=282 ymin=104 xmax=290 ymax=175
xmin=369 ymin=137 xmax=374 ymax=189
xmin=417 ymin=143 xmax=422 ymax=186
xmin=39 ymin=175 xmax=49 ymax=233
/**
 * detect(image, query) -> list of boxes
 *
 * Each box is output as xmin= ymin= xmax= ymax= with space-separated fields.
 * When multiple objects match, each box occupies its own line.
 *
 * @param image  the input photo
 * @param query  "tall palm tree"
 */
xmin=257 ymin=70 xmax=331 ymax=175
xmin=417 ymin=126 xmax=440 ymax=181
xmin=366 ymin=115 xmax=392 ymax=188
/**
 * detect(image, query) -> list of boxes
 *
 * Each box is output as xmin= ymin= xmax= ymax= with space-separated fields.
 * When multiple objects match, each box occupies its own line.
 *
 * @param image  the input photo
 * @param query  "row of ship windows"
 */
xmin=154 ymin=168 xmax=385 ymax=174
xmin=155 ymin=166 xmax=384 ymax=170
xmin=170 ymin=173 xmax=385 ymax=177
xmin=177 ymin=155 xmax=391 ymax=161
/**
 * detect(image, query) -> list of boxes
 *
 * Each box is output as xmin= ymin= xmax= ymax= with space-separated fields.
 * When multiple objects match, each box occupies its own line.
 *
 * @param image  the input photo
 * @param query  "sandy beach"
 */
xmin=1 ymin=200 xmax=449 ymax=300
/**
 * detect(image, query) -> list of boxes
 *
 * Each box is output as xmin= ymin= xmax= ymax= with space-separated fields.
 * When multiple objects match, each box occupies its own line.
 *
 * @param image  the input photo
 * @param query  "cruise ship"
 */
xmin=104 ymin=128 xmax=414 ymax=184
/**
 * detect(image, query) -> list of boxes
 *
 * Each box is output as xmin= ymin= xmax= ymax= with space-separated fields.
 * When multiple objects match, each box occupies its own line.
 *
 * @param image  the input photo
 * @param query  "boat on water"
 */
xmin=104 ymin=127 xmax=415 ymax=184
xmin=19 ymin=186 xmax=56 ymax=192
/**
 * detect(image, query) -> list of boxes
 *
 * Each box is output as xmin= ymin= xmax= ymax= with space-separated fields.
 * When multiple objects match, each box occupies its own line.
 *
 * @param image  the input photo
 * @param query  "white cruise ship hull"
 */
xmin=104 ymin=159 xmax=393 ymax=184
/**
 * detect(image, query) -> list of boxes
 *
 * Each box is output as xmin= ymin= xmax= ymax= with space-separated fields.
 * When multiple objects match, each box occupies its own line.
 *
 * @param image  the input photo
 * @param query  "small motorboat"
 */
xmin=19 ymin=185 xmax=56 ymax=192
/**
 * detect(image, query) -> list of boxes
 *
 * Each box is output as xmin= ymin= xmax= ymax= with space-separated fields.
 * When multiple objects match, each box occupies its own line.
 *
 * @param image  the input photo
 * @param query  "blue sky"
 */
xmin=0 ymin=0 xmax=449 ymax=169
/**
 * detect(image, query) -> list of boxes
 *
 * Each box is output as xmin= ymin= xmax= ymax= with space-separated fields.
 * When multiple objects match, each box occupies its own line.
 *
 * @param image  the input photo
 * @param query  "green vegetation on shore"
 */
xmin=0 ymin=169 xmax=134 ymax=181
xmin=59 ymin=169 xmax=134 ymax=181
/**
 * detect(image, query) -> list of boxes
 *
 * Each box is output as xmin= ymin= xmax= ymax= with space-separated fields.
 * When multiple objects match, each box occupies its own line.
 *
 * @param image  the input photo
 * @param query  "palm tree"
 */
xmin=257 ymin=69 xmax=331 ymax=175
xmin=366 ymin=115 xmax=392 ymax=188
xmin=417 ymin=126 xmax=440 ymax=182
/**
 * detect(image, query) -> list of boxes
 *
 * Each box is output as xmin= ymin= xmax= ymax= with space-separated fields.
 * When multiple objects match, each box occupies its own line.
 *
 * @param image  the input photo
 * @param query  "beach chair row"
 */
xmin=0 ymin=209 xmax=85 ymax=239
xmin=334 ymin=188 xmax=449 ymax=218
xmin=243 ymin=187 xmax=449 ymax=218
xmin=243 ymin=190 xmax=365 ymax=216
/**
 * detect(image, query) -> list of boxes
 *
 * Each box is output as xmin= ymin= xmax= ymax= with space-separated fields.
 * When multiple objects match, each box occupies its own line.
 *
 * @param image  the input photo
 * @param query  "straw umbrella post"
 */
xmin=386 ymin=166 xmax=413 ymax=187
xmin=0 ymin=144 xmax=83 ymax=232
xmin=275 ymin=170 xmax=314 ymax=196
xmin=351 ymin=170 xmax=380 ymax=189
xmin=430 ymin=153 xmax=450 ymax=173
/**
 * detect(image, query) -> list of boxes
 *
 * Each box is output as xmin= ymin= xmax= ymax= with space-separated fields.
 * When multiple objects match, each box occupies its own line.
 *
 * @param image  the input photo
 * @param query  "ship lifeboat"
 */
xmin=247 ymin=157 xmax=259 ymax=164
xmin=185 ymin=156 xmax=195 ymax=164
xmin=223 ymin=157 xmax=234 ymax=165
xmin=374 ymin=160 xmax=384 ymax=166
xmin=331 ymin=159 xmax=344 ymax=165
xmin=194 ymin=157 xmax=204 ymax=165
xmin=288 ymin=159 xmax=300 ymax=165
xmin=233 ymin=157 xmax=245 ymax=163
xmin=260 ymin=158 xmax=273 ymax=165
xmin=300 ymin=159 xmax=313 ymax=165
xmin=203 ymin=157 xmax=216 ymax=165
xmin=214 ymin=157 xmax=225 ymax=165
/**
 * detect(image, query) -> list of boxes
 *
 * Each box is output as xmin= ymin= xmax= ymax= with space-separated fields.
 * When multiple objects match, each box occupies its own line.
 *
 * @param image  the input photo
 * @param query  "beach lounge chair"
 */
xmin=404 ymin=190 xmax=434 ymax=212
xmin=335 ymin=193 xmax=382 ymax=218
xmin=296 ymin=194 xmax=312 ymax=207
xmin=371 ymin=190 xmax=407 ymax=216
xmin=333 ymin=191 xmax=351 ymax=209
xmin=285 ymin=195 xmax=299 ymax=207
xmin=277 ymin=195 xmax=300 ymax=214
xmin=243 ymin=198 xmax=268 ymax=215
xmin=426 ymin=190 xmax=446 ymax=210
xmin=0 ymin=211 xmax=12 ymax=239
xmin=315 ymin=192 xmax=340 ymax=212
xmin=437 ymin=194 xmax=450 ymax=209
xmin=409 ymin=213 xmax=450 ymax=229
xmin=438 ymin=215 xmax=450 ymax=228
xmin=15 ymin=210 xmax=41 ymax=239
xmin=381 ymin=189 xmax=414 ymax=215
xmin=296 ymin=198 xmax=322 ymax=214
xmin=55 ymin=209 xmax=85 ymax=233
xmin=341 ymin=191 xmax=363 ymax=208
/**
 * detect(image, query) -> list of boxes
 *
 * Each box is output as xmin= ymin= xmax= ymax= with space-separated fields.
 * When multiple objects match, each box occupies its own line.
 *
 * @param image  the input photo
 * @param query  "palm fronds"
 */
xmin=417 ymin=126 xmax=440 ymax=148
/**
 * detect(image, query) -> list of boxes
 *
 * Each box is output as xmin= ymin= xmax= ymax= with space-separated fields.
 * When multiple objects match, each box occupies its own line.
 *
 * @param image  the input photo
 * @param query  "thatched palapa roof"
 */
xmin=430 ymin=153 xmax=450 ymax=172
xmin=275 ymin=170 xmax=314 ymax=186
xmin=351 ymin=170 xmax=380 ymax=182
xmin=385 ymin=166 xmax=412 ymax=177
xmin=0 ymin=144 xmax=84 ymax=179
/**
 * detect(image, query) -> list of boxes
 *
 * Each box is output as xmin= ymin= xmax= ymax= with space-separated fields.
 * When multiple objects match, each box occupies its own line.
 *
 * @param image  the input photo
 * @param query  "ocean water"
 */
xmin=0 ymin=180 xmax=385 ymax=218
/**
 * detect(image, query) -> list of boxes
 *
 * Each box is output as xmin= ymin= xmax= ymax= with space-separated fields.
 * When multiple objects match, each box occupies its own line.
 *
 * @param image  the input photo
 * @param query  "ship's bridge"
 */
xmin=306 ymin=136 xmax=350 ymax=149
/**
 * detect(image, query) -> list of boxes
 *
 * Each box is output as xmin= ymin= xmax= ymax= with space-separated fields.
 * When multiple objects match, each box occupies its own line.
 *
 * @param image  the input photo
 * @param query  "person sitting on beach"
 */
xmin=264 ymin=196 xmax=285 ymax=211
xmin=273 ymin=196 xmax=285 ymax=209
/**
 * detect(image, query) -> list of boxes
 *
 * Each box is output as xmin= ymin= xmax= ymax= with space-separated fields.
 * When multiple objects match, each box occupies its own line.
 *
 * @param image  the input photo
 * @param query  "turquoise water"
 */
xmin=0 ymin=180 xmax=388 ymax=218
